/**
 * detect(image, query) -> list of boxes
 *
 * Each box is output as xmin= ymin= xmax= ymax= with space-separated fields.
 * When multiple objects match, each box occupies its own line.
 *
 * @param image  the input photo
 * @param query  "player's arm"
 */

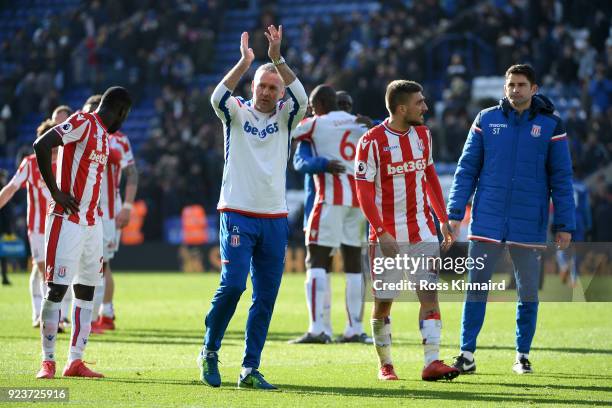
xmin=210 ymin=32 xmax=252 ymax=120
xmin=547 ymin=119 xmax=574 ymax=249
xmin=354 ymin=135 xmax=398 ymax=257
xmin=33 ymin=114 xmax=88 ymax=215
xmin=0 ymin=158 xmax=28 ymax=210
xmin=0 ymin=183 xmax=19 ymax=210
xmin=33 ymin=130 xmax=78 ymax=214
xmin=221 ymin=32 xmax=253 ymax=92
xmin=265 ymin=25 xmax=308 ymax=125
xmin=423 ymin=129 xmax=451 ymax=244
xmin=293 ymin=141 xmax=328 ymax=174
xmin=446 ymin=112 xmax=484 ymax=232
xmin=116 ymin=163 xmax=138 ymax=229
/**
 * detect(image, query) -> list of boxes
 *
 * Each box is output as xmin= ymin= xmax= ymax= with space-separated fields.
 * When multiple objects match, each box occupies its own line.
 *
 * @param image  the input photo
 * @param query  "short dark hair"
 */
xmin=385 ymin=80 xmax=423 ymax=114
xmin=100 ymin=86 xmax=132 ymax=110
xmin=310 ymin=84 xmax=337 ymax=112
xmin=84 ymin=94 xmax=102 ymax=106
xmin=505 ymin=64 xmax=537 ymax=85
xmin=52 ymin=105 xmax=73 ymax=118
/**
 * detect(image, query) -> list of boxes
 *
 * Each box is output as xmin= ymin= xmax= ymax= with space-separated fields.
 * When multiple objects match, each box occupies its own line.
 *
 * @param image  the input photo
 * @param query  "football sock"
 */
xmin=516 ymin=352 xmax=529 ymax=361
xmin=420 ymin=312 xmax=441 ymax=365
xmin=92 ymin=284 xmax=104 ymax=322
xmin=101 ymin=302 xmax=114 ymax=318
xmin=305 ymin=268 xmax=327 ymax=334
xmin=240 ymin=367 xmax=252 ymax=377
xmin=41 ymin=299 xmax=61 ymax=361
xmin=344 ymin=273 xmax=364 ymax=337
xmin=60 ymin=287 xmax=72 ymax=322
xmin=461 ymin=350 xmax=474 ymax=361
xmin=30 ymin=263 xmax=43 ymax=323
xmin=323 ymin=273 xmax=332 ymax=336
xmin=371 ymin=317 xmax=392 ymax=366
xmin=68 ymin=298 xmax=93 ymax=362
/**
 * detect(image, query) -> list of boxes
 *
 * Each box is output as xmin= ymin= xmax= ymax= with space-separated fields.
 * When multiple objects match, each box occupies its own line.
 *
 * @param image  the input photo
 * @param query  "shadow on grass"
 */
xmin=274 ymin=383 xmax=608 ymax=405
xmin=472 ymin=380 xmax=612 ymax=393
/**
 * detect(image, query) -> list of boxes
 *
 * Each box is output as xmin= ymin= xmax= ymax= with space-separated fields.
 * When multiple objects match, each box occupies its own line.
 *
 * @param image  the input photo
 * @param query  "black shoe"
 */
xmin=288 ymin=332 xmax=332 ymax=344
xmin=335 ymin=333 xmax=373 ymax=344
xmin=512 ymin=357 xmax=533 ymax=374
xmin=453 ymin=354 xmax=476 ymax=374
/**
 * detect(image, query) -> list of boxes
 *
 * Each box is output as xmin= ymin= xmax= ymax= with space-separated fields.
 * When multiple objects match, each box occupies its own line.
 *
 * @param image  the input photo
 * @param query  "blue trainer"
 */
xmin=237 ymin=369 xmax=278 ymax=390
xmin=197 ymin=351 xmax=221 ymax=387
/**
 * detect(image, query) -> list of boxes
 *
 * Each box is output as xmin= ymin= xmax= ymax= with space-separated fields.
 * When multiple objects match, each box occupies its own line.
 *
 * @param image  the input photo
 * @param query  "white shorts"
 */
xmin=305 ymin=203 xmax=364 ymax=248
xmin=102 ymin=218 xmax=121 ymax=262
xmin=368 ymin=240 xmax=440 ymax=300
xmin=28 ymin=232 xmax=45 ymax=264
xmin=44 ymin=215 xmax=103 ymax=287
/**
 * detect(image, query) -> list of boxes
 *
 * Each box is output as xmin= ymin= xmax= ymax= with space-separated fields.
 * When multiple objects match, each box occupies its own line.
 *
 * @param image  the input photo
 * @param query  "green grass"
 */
xmin=1 ymin=272 xmax=611 ymax=407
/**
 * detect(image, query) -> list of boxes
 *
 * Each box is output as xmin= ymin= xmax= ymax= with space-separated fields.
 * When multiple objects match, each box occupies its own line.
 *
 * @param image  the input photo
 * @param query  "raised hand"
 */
xmin=240 ymin=32 xmax=255 ymax=64
xmin=263 ymin=25 xmax=282 ymax=61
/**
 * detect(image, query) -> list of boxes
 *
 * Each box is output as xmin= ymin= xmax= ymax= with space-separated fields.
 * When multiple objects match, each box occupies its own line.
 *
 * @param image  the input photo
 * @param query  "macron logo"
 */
xmin=88 ymin=150 xmax=108 ymax=165
xmin=386 ymin=159 xmax=426 ymax=175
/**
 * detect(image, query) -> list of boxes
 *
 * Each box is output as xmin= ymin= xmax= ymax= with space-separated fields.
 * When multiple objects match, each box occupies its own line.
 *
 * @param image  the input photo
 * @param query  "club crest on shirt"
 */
xmin=417 ymin=138 xmax=425 ymax=151
xmin=530 ymin=124 xmax=541 ymax=137
xmin=356 ymin=160 xmax=367 ymax=175
xmin=230 ymin=234 xmax=240 ymax=247
xmin=60 ymin=122 xmax=73 ymax=133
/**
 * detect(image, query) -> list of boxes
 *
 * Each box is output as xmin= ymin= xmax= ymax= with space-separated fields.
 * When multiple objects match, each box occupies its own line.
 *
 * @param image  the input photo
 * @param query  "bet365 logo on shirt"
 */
xmin=243 ymin=121 xmax=279 ymax=139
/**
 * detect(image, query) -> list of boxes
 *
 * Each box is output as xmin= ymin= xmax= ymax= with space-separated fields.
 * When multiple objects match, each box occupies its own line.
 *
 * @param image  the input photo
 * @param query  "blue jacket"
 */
xmin=447 ymin=95 xmax=576 ymax=244
xmin=292 ymin=140 xmax=328 ymax=228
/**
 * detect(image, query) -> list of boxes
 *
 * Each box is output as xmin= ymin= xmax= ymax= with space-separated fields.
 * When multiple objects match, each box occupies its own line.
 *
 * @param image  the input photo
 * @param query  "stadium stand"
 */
xmin=0 ymin=0 xmax=610 ymax=243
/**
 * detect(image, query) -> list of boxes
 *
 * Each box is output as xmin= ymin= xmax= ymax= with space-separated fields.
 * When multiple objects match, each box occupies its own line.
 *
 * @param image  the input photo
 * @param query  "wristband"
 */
xmin=122 ymin=203 xmax=133 ymax=210
xmin=272 ymin=56 xmax=286 ymax=66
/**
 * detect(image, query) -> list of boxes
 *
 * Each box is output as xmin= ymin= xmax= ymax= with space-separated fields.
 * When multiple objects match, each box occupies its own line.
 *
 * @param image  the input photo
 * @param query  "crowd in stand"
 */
xmin=1 ymin=0 xmax=610 ymax=242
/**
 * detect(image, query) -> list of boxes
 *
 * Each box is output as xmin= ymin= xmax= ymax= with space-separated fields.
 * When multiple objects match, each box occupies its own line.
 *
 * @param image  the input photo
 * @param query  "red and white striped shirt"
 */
xmin=99 ymin=131 xmax=134 ymax=220
xmin=8 ymin=154 xmax=54 ymax=234
xmin=355 ymin=120 xmax=438 ymax=243
xmin=294 ymin=111 xmax=368 ymax=207
xmin=50 ymin=111 xmax=109 ymax=226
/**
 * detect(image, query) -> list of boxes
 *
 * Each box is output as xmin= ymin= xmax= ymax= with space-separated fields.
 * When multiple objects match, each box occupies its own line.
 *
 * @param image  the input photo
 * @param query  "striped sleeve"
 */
xmin=53 ymin=112 xmax=90 ymax=145
xmin=282 ymin=79 xmax=308 ymax=132
xmin=354 ymin=134 xmax=378 ymax=182
xmin=9 ymin=157 xmax=29 ymax=189
xmin=210 ymin=82 xmax=240 ymax=124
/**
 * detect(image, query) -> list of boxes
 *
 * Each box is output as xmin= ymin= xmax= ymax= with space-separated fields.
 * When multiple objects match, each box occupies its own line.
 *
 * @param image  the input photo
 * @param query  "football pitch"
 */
xmin=1 ymin=272 xmax=611 ymax=407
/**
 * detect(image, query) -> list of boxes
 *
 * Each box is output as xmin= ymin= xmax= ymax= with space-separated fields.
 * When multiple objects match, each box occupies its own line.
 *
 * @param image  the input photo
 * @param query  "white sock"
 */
xmin=371 ymin=317 xmax=392 ymax=366
xmin=344 ymin=273 xmax=364 ymax=337
xmin=101 ymin=302 xmax=114 ymax=318
xmin=30 ymin=264 xmax=43 ymax=323
xmin=60 ymin=287 xmax=72 ymax=322
xmin=323 ymin=273 xmax=332 ymax=336
xmin=40 ymin=299 xmax=61 ymax=361
xmin=240 ymin=367 xmax=253 ymax=377
xmin=305 ymin=268 xmax=327 ymax=334
xmin=516 ymin=352 xmax=529 ymax=361
xmin=68 ymin=298 xmax=94 ymax=362
xmin=420 ymin=317 xmax=441 ymax=365
xmin=461 ymin=350 xmax=474 ymax=361
xmin=92 ymin=284 xmax=104 ymax=322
